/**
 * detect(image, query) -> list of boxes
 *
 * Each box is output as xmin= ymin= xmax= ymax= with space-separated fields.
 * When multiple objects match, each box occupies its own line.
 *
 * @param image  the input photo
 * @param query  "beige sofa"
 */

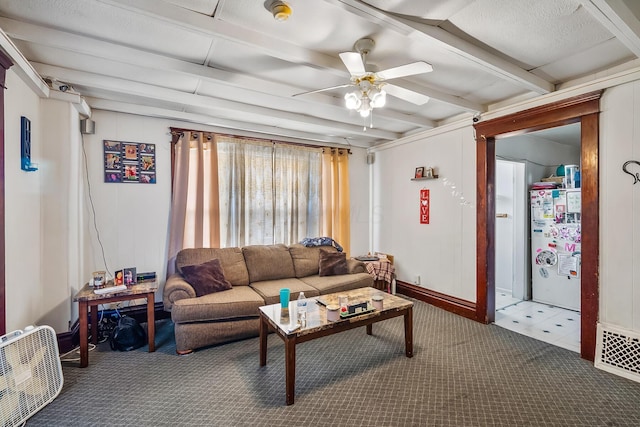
xmin=163 ymin=243 xmax=373 ymax=353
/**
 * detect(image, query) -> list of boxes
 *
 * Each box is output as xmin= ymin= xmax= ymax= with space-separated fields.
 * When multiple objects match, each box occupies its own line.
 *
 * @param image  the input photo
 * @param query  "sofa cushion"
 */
xmin=176 ymin=247 xmax=250 ymax=286
xmin=300 ymin=272 xmax=374 ymax=295
xmin=289 ymin=244 xmax=338 ymax=278
xmin=242 ymin=244 xmax=296 ymax=282
xmin=181 ymin=259 xmax=232 ymax=297
xmin=171 ymin=286 xmax=265 ymax=324
xmin=249 ymin=277 xmax=320 ymax=305
xmin=319 ymin=250 xmax=348 ymax=276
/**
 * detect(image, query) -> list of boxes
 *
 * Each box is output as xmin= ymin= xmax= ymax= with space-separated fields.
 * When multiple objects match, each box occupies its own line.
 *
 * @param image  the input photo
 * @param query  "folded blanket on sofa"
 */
xmin=300 ymin=237 xmax=343 ymax=252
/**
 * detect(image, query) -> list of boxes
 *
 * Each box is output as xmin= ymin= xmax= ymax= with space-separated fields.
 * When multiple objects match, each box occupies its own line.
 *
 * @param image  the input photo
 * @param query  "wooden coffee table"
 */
xmin=259 ymin=286 xmax=413 ymax=405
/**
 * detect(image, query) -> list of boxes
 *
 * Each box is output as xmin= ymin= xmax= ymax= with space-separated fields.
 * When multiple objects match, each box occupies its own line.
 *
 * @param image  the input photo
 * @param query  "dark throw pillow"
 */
xmin=181 ymin=258 xmax=232 ymax=297
xmin=318 ymin=250 xmax=348 ymax=276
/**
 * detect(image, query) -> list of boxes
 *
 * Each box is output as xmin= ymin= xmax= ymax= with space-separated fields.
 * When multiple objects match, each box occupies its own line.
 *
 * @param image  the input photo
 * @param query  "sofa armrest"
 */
xmin=163 ymin=273 xmax=197 ymax=311
xmin=347 ymin=259 xmax=366 ymax=274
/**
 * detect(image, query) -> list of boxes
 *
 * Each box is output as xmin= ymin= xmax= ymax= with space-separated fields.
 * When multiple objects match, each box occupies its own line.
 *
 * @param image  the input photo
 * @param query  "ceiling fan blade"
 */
xmin=376 ymin=61 xmax=433 ymax=81
xmin=383 ymin=84 xmax=430 ymax=105
xmin=339 ymin=52 xmax=366 ymax=76
xmin=292 ymin=84 xmax=353 ymax=97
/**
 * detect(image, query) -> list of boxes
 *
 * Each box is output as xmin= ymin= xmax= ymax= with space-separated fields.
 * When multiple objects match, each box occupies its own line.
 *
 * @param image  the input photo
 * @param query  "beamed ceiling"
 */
xmin=1 ymin=0 xmax=639 ymax=147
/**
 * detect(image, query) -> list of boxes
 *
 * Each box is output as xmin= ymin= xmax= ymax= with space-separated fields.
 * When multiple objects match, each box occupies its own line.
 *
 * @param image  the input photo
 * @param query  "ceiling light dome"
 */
xmin=267 ymin=1 xmax=292 ymax=21
xmin=370 ymin=88 xmax=386 ymax=108
xmin=345 ymin=91 xmax=362 ymax=110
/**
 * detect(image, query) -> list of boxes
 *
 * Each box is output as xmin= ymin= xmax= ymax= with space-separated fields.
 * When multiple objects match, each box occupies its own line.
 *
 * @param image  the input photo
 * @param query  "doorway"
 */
xmin=474 ymin=91 xmax=601 ymax=361
xmin=494 ymin=126 xmax=582 ymax=352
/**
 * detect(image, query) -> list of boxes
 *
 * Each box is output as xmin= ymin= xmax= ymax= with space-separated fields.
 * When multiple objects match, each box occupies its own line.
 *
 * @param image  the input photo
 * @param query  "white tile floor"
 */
xmin=494 ymin=290 xmax=580 ymax=353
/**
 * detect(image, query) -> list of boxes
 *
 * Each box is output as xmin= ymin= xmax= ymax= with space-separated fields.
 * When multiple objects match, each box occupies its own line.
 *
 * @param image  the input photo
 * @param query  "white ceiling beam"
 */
xmin=0 ymin=26 xmax=48 ymax=96
xmin=87 ymin=98 xmax=364 ymax=146
xmin=580 ymin=0 xmax=640 ymax=57
xmin=323 ymin=0 xmax=555 ymax=94
xmin=90 ymin=1 xmax=485 ymax=111
xmin=0 ymin=17 xmax=438 ymax=127
xmin=32 ymin=63 xmax=400 ymax=141
xmin=48 ymin=90 xmax=92 ymax=117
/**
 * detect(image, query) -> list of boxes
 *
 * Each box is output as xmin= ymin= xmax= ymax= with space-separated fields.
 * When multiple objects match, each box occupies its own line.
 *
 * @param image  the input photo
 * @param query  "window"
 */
xmin=168 ymin=129 xmax=350 ymax=260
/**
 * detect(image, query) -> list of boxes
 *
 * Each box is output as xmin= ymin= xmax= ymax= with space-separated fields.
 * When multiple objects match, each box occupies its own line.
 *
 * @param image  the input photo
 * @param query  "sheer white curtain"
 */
xmin=273 ymin=143 xmax=321 ymax=244
xmin=216 ymin=136 xmax=322 ymax=247
xmin=217 ymin=136 xmax=274 ymax=247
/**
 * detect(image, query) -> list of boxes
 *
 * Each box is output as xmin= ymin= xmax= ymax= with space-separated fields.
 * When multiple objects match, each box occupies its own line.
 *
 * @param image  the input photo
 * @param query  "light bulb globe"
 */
xmin=344 ymin=92 xmax=361 ymax=110
xmin=371 ymin=90 xmax=386 ymax=108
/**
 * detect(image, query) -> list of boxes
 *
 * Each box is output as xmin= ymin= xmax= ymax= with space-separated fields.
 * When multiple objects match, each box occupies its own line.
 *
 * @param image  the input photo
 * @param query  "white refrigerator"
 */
xmin=530 ymin=188 xmax=581 ymax=311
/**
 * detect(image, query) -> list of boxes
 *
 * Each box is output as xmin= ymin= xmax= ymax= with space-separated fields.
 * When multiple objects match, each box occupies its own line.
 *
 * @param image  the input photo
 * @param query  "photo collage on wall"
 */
xmin=104 ymin=140 xmax=156 ymax=184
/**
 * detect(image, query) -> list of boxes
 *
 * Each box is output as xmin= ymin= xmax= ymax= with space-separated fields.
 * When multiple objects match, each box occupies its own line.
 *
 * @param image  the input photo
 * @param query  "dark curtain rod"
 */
xmin=169 ymin=127 xmax=352 ymax=154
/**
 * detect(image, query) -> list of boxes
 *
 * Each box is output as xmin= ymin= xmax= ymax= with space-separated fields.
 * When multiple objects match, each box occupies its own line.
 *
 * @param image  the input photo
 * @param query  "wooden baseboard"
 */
xmin=57 ymin=302 xmax=170 ymax=354
xmin=396 ymin=280 xmax=477 ymax=321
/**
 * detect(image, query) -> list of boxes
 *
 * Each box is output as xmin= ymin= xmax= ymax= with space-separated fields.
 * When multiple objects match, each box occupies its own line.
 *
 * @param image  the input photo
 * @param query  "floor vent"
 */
xmin=595 ymin=323 xmax=640 ymax=383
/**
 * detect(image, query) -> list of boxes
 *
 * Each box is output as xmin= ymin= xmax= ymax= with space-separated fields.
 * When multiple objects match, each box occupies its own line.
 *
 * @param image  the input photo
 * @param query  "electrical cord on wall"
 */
xmin=81 ymin=133 xmax=112 ymax=278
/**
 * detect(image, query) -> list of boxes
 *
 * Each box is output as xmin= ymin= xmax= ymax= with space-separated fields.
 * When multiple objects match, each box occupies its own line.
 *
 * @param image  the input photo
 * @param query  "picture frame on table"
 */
xmin=415 ymin=167 xmax=424 ymax=179
xmin=424 ymin=167 xmax=434 ymax=179
xmin=123 ymin=267 xmax=137 ymax=285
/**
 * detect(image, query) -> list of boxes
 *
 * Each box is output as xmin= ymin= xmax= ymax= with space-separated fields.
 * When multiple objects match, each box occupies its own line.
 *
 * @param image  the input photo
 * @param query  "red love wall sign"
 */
xmin=420 ymin=189 xmax=429 ymax=224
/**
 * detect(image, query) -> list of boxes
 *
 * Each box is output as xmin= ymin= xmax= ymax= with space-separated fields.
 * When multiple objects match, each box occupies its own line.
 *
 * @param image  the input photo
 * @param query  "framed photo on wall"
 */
xmin=104 ymin=140 xmax=156 ymax=184
xmin=415 ymin=167 xmax=424 ymax=179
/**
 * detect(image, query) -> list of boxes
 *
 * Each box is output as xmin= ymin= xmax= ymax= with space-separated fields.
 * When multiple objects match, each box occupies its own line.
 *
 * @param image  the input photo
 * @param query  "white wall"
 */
xmin=348 ymin=147 xmax=370 ymax=257
xmin=80 ymin=111 xmax=173 ymax=302
xmin=599 ymin=81 xmax=640 ymax=331
xmin=4 ymin=69 xmax=43 ymax=331
xmin=39 ymin=98 xmax=83 ymax=331
xmin=5 ymin=70 xmax=88 ymax=332
xmin=371 ymin=125 xmax=477 ymax=301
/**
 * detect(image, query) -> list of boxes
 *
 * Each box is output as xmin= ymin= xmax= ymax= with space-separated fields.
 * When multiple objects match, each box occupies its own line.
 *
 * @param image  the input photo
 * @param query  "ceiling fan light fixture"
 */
xmin=370 ymin=88 xmax=386 ymax=108
xmin=345 ymin=92 xmax=361 ymax=110
xmin=268 ymin=1 xmax=292 ymax=21
xmin=359 ymin=96 xmax=371 ymax=117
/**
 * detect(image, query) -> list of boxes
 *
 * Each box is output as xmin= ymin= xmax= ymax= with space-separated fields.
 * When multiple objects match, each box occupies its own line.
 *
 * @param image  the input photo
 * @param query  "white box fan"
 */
xmin=0 ymin=325 xmax=63 ymax=426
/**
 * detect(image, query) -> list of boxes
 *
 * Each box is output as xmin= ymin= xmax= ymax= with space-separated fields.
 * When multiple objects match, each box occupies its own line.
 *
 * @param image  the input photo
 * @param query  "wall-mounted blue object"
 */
xmin=21 ymin=116 xmax=38 ymax=172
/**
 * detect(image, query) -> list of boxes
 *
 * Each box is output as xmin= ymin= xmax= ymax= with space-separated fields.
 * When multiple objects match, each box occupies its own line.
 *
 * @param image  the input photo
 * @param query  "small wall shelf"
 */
xmin=411 ymin=175 xmax=439 ymax=181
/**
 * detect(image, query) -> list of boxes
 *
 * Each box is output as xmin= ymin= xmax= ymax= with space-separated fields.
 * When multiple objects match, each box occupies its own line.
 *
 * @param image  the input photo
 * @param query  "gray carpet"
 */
xmin=28 ymin=299 xmax=640 ymax=426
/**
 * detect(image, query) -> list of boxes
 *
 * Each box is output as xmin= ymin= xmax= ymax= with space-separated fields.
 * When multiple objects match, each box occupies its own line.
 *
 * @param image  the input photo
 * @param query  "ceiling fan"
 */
xmin=294 ymin=38 xmax=433 ymax=121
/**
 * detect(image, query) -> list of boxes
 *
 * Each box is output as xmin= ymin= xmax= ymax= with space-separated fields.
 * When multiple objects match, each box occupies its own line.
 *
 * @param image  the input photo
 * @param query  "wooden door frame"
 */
xmin=0 ymin=50 xmax=13 ymax=336
xmin=474 ymin=90 xmax=602 ymax=361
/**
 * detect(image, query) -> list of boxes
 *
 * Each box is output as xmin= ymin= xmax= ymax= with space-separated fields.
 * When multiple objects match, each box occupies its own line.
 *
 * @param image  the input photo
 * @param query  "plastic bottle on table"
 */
xmin=297 ymin=292 xmax=307 ymax=327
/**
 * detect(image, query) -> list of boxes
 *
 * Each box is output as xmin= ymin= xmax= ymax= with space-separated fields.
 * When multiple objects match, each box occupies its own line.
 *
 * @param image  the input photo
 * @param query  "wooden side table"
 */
xmin=73 ymin=281 xmax=158 ymax=367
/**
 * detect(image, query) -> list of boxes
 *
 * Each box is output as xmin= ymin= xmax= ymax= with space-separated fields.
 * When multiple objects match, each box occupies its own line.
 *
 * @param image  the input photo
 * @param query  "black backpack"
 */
xmin=109 ymin=316 xmax=147 ymax=351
